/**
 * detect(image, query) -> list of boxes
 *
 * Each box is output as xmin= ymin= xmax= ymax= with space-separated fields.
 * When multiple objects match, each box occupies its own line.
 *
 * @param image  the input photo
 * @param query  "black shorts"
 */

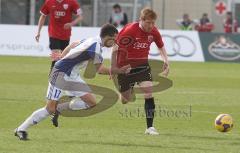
xmin=117 ymin=63 xmax=153 ymax=92
xmin=49 ymin=37 xmax=70 ymax=51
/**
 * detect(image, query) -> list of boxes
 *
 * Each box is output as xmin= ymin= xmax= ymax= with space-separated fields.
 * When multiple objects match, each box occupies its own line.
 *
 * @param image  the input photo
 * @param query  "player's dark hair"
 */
xmin=100 ymin=24 xmax=118 ymax=38
xmin=113 ymin=4 xmax=121 ymax=9
xmin=227 ymin=11 xmax=232 ymax=16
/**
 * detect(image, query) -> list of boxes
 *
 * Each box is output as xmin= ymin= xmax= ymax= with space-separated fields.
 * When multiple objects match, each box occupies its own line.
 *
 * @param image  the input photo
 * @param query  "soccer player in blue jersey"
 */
xmin=15 ymin=24 xmax=130 ymax=140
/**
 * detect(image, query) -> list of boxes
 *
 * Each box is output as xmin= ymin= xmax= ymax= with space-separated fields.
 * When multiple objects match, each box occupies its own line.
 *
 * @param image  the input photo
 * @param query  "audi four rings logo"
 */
xmin=150 ymin=35 xmax=197 ymax=57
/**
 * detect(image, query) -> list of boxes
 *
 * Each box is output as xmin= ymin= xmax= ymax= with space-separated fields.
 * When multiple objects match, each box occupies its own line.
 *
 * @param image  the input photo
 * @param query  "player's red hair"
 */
xmin=140 ymin=8 xmax=157 ymax=20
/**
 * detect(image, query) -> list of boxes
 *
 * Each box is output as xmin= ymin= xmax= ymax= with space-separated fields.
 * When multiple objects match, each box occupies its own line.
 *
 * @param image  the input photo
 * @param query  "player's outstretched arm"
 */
xmin=95 ymin=64 xmax=131 ymax=75
xmin=72 ymin=14 xmax=83 ymax=25
xmin=35 ymin=14 xmax=46 ymax=42
xmin=61 ymin=41 xmax=80 ymax=58
xmin=64 ymin=14 xmax=83 ymax=29
xmin=158 ymin=46 xmax=170 ymax=77
xmin=50 ymin=41 xmax=80 ymax=61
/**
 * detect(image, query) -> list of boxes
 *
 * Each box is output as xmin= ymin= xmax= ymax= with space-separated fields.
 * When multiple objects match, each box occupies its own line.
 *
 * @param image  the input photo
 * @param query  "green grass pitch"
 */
xmin=0 ymin=56 xmax=240 ymax=153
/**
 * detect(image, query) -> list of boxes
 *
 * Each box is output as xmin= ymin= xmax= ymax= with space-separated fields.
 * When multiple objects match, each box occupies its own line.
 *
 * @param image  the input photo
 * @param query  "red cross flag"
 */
xmin=215 ymin=1 xmax=227 ymax=16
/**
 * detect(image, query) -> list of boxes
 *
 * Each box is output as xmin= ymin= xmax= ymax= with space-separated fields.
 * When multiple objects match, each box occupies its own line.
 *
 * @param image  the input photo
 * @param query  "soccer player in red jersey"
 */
xmin=111 ymin=8 xmax=169 ymax=135
xmin=35 ymin=0 xmax=83 ymax=71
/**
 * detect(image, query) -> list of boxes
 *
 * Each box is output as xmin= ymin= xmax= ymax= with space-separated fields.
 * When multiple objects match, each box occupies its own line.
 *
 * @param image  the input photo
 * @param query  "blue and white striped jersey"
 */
xmin=54 ymin=37 xmax=103 ymax=78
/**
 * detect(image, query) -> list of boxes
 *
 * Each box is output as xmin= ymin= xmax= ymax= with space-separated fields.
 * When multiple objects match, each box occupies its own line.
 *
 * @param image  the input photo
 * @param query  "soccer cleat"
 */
xmin=14 ymin=129 xmax=29 ymax=140
xmin=51 ymin=112 xmax=59 ymax=127
xmin=145 ymin=127 xmax=159 ymax=135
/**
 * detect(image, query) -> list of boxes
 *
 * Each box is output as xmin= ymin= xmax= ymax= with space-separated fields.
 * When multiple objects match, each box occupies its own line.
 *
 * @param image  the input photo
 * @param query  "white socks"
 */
xmin=17 ymin=107 xmax=49 ymax=131
xmin=17 ymin=98 xmax=90 ymax=132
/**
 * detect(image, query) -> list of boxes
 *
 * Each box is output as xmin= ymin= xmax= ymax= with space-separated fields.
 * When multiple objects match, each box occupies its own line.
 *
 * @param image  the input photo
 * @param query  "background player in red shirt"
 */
xmin=35 ymin=0 xmax=83 ymax=71
xmin=111 ymin=8 xmax=169 ymax=135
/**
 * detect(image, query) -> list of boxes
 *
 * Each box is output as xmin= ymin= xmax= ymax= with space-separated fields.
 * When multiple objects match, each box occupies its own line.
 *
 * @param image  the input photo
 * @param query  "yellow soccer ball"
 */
xmin=215 ymin=114 xmax=233 ymax=132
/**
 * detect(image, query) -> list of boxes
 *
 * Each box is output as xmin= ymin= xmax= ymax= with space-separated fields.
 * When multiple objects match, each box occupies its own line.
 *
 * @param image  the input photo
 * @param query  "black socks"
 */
xmin=144 ymin=97 xmax=155 ymax=128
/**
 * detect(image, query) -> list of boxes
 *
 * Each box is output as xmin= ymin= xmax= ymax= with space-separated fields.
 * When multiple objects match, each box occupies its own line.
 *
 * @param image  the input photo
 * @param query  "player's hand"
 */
xmin=35 ymin=33 xmax=40 ymax=42
xmin=64 ymin=23 xmax=72 ymax=29
xmin=50 ymin=51 xmax=62 ymax=61
xmin=119 ymin=64 xmax=131 ymax=74
xmin=161 ymin=61 xmax=169 ymax=77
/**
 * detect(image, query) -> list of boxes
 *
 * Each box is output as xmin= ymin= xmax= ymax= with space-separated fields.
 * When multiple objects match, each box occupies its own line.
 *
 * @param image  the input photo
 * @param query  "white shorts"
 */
xmin=46 ymin=73 xmax=91 ymax=101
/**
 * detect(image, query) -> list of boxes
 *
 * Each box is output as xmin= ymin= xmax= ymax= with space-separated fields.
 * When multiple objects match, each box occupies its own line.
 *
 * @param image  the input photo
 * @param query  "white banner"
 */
xmin=0 ymin=25 xmax=49 ymax=56
xmin=0 ymin=25 xmax=204 ymax=62
xmin=149 ymin=30 xmax=204 ymax=62
xmin=0 ymin=25 xmax=101 ymax=57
